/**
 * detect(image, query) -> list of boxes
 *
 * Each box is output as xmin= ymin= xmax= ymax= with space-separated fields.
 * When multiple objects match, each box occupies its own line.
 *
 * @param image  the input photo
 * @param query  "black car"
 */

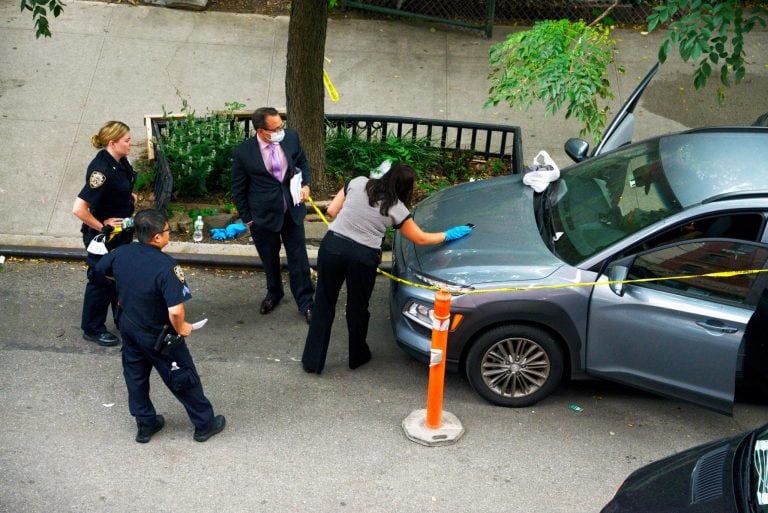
xmin=601 ymin=423 xmax=768 ymax=513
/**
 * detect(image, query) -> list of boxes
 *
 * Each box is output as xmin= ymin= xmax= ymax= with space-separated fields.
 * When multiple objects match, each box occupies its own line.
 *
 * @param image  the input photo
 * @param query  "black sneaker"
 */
xmin=83 ymin=331 xmax=120 ymax=347
xmin=193 ymin=415 xmax=226 ymax=442
xmin=136 ymin=415 xmax=165 ymax=443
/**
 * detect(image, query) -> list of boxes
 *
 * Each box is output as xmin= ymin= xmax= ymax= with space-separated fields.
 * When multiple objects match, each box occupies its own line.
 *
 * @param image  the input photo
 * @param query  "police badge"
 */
xmin=89 ymin=171 xmax=106 ymax=189
xmin=173 ymin=265 xmax=185 ymax=283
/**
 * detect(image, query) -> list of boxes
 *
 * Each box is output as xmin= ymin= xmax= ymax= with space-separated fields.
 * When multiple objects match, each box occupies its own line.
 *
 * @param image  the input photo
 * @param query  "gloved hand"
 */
xmin=224 ymin=223 xmax=247 ymax=239
xmin=444 ymin=225 xmax=472 ymax=242
xmin=210 ymin=228 xmax=227 ymax=240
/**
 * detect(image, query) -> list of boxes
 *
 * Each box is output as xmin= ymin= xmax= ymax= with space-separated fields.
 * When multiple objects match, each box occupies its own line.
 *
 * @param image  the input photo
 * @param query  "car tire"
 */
xmin=465 ymin=325 xmax=564 ymax=407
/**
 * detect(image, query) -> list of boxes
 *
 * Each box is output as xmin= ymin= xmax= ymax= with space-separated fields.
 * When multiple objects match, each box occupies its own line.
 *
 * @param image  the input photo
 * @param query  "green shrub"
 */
xmin=132 ymin=155 xmax=156 ymax=192
xmin=157 ymin=100 xmax=246 ymax=200
xmin=325 ymin=124 xmax=441 ymax=186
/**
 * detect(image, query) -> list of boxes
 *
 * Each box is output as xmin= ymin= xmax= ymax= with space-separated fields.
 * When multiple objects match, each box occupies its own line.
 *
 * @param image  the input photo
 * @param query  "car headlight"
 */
xmin=402 ymin=299 xmax=466 ymax=332
xmin=412 ymin=270 xmax=474 ymax=294
xmin=403 ymin=300 xmax=435 ymax=329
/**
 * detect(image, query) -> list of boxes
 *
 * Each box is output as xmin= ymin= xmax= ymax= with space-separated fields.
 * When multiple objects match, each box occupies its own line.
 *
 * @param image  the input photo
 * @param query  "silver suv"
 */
xmin=389 ymin=68 xmax=768 ymax=414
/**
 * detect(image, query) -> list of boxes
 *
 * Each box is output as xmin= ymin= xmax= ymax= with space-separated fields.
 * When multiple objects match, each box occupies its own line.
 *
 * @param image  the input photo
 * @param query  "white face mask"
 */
xmin=269 ymin=129 xmax=285 ymax=144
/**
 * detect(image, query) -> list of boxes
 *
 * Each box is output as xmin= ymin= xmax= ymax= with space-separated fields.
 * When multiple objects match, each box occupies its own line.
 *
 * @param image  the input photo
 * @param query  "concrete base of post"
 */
xmin=402 ymin=409 xmax=465 ymax=447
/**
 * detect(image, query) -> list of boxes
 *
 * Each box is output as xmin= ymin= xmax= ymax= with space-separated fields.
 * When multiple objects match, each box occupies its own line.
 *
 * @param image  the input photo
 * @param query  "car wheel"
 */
xmin=465 ymin=325 xmax=564 ymax=407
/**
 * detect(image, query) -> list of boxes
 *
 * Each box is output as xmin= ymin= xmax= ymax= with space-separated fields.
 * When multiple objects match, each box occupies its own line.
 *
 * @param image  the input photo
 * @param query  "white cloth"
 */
xmin=522 ymin=150 xmax=560 ymax=193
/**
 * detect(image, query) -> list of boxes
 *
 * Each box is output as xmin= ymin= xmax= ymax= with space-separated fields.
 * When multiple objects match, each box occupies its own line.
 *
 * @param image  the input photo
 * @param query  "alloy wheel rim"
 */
xmin=481 ymin=337 xmax=550 ymax=398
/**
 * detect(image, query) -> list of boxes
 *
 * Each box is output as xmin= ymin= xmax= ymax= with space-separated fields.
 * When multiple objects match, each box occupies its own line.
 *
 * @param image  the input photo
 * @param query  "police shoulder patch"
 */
xmin=89 ymin=171 xmax=107 ymax=189
xmin=173 ymin=265 xmax=186 ymax=283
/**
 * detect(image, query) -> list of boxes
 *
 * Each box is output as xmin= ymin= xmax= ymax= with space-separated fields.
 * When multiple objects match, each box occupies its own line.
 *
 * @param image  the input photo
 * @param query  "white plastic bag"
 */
xmin=370 ymin=159 xmax=391 ymax=179
xmin=86 ymin=233 xmax=109 ymax=255
xmin=522 ymin=150 xmax=560 ymax=193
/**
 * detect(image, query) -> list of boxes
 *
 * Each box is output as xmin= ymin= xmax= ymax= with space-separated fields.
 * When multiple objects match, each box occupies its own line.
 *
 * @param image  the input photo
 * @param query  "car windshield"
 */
xmin=547 ymin=139 xmax=679 ymax=263
xmin=546 ymin=130 xmax=768 ymax=264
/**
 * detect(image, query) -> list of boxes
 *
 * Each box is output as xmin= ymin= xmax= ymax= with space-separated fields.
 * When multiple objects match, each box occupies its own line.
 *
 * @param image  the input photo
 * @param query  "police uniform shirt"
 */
xmin=95 ymin=243 xmax=192 ymax=331
xmin=78 ymin=149 xmax=136 ymax=226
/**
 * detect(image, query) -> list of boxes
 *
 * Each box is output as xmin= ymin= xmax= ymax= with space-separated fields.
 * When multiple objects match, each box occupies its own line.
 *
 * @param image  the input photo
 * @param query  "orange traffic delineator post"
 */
xmin=425 ymin=289 xmax=451 ymax=429
xmin=402 ymin=289 xmax=464 ymax=446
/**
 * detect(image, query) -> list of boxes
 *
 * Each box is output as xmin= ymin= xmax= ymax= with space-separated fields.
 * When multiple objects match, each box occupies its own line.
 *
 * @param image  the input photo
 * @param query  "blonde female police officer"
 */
xmin=72 ymin=121 xmax=136 ymax=347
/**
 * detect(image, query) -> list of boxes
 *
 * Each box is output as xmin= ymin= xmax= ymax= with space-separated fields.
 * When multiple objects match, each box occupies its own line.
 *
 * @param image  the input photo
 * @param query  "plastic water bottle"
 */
xmin=122 ymin=217 xmax=134 ymax=229
xmin=193 ymin=216 xmax=204 ymax=242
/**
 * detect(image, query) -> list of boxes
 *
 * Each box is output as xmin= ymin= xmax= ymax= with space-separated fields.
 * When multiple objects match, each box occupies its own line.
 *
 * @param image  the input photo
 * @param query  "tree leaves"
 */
xmin=647 ymin=0 xmax=767 ymax=103
xmin=19 ymin=0 xmax=63 ymax=38
xmin=486 ymin=19 xmax=619 ymax=143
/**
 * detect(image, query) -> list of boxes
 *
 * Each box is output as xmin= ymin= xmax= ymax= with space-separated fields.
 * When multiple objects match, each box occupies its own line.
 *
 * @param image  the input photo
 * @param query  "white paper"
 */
xmin=191 ymin=318 xmax=208 ymax=330
xmin=290 ymin=173 xmax=303 ymax=206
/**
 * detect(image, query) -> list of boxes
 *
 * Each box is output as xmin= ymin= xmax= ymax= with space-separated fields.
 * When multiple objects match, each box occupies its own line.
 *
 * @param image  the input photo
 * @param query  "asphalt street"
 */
xmin=1 ymin=3 xmax=767 ymax=510
xmin=1 ymin=258 xmax=767 ymax=513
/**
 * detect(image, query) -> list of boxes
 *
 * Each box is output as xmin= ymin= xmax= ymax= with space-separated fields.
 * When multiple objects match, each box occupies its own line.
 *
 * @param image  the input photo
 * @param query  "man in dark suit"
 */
xmin=231 ymin=107 xmax=314 ymax=324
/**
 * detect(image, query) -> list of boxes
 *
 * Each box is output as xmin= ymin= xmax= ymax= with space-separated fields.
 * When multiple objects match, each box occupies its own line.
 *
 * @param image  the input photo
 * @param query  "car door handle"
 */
xmin=695 ymin=320 xmax=738 ymax=334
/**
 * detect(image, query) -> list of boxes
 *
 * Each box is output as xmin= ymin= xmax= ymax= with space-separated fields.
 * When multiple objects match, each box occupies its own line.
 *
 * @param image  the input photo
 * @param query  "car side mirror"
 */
xmin=565 ymin=138 xmax=590 ymax=163
xmin=608 ymin=264 xmax=629 ymax=297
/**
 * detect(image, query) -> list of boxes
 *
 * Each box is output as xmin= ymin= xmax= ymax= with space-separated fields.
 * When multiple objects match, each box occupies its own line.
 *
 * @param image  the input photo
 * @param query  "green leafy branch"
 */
xmin=485 ymin=19 xmax=621 ymax=143
xmin=19 ymin=0 xmax=63 ymax=38
xmin=648 ymin=0 xmax=767 ymax=103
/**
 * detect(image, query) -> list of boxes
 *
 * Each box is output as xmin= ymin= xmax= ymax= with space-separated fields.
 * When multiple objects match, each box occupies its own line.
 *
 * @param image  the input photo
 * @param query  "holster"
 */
xmin=153 ymin=325 xmax=184 ymax=354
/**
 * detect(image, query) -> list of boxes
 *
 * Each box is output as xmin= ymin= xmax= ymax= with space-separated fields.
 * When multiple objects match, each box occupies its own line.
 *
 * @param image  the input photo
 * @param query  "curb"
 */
xmin=0 ymin=244 xmax=394 ymax=272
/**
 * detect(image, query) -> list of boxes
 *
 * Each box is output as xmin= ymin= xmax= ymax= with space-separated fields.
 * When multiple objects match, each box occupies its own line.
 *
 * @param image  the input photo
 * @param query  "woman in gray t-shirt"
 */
xmin=301 ymin=163 xmax=471 ymax=374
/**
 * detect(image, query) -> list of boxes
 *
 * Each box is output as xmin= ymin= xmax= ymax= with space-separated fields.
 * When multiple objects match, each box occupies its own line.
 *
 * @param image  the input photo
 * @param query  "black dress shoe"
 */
xmin=136 ymin=415 xmax=164 ymax=443
xmin=303 ymin=308 xmax=312 ymax=325
xmin=260 ymin=297 xmax=279 ymax=314
xmin=83 ymin=331 xmax=120 ymax=347
xmin=194 ymin=415 xmax=226 ymax=442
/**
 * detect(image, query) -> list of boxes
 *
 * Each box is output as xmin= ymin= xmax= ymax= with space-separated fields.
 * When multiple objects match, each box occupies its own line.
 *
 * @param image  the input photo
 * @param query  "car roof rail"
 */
xmin=703 ymin=190 xmax=768 ymax=204
xmin=682 ymin=126 xmax=768 ymax=135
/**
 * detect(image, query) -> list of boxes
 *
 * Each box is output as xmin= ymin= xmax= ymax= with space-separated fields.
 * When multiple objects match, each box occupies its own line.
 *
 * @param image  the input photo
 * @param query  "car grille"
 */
xmin=691 ymin=445 xmax=727 ymax=503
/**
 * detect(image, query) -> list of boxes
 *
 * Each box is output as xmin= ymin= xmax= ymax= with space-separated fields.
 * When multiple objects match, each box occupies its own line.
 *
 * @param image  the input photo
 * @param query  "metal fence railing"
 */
xmin=341 ymin=0 xmax=496 ymax=38
xmin=146 ymin=113 xmax=523 ymax=212
xmin=339 ymin=0 xmax=659 ymax=39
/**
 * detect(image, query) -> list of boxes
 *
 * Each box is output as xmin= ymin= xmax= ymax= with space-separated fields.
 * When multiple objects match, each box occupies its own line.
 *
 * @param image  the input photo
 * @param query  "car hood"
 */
xmin=404 ymin=175 xmax=563 ymax=286
xmin=600 ymin=431 xmax=748 ymax=513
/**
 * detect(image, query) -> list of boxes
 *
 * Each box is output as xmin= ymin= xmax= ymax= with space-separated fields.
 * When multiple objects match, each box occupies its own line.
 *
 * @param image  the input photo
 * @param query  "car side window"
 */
xmin=627 ymin=239 xmax=768 ymax=306
xmin=647 ymin=213 xmax=764 ymax=248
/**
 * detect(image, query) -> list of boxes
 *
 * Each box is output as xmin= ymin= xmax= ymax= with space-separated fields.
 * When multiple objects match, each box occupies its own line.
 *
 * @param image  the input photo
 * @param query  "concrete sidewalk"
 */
xmin=1 ymin=0 xmax=766 ymax=260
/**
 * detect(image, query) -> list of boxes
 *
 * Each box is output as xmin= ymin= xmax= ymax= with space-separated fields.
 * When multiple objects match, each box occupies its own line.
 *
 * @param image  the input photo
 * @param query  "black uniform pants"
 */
xmin=249 ymin=211 xmax=314 ymax=313
xmin=302 ymin=232 xmax=379 ymax=373
xmin=81 ymin=259 xmax=118 ymax=335
xmin=120 ymin=315 xmax=215 ymax=429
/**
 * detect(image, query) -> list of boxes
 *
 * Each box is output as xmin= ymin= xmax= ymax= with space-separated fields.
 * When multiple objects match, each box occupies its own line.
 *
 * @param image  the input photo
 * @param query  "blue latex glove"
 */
xmin=224 ymin=223 xmax=247 ymax=239
xmin=444 ymin=225 xmax=472 ymax=242
xmin=210 ymin=228 xmax=227 ymax=240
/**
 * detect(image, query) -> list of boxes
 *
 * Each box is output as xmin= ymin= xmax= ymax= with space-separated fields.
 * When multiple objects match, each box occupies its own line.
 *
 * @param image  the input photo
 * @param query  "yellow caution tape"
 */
xmin=323 ymin=69 xmax=339 ymax=102
xmin=308 ymin=197 xmax=768 ymax=295
xmin=308 ymin=195 xmax=332 ymax=225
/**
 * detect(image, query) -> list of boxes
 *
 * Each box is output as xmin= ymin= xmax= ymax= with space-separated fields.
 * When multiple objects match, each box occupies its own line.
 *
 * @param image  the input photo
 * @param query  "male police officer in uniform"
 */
xmin=95 ymin=209 xmax=226 ymax=443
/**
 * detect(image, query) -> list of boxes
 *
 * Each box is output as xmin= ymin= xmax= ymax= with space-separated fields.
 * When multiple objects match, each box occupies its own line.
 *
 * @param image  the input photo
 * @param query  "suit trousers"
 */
xmin=249 ymin=211 xmax=314 ymax=313
xmin=302 ymin=232 xmax=379 ymax=373
xmin=119 ymin=315 xmax=215 ymax=429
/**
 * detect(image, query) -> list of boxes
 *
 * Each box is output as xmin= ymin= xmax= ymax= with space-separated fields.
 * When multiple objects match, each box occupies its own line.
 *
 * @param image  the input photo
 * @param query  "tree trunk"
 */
xmin=286 ymin=0 xmax=331 ymax=198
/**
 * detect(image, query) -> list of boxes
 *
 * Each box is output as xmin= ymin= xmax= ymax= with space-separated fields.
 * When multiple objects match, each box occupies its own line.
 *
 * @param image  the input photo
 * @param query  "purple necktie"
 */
xmin=269 ymin=143 xmax=287 ymax=212
xmin=269 ymin=143 xmax=283 ymax=182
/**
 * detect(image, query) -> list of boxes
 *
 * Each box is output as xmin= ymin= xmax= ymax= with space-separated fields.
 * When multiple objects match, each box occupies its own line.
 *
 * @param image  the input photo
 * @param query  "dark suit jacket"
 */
xmin=230 ymin=128 xmax=311 ymax=232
